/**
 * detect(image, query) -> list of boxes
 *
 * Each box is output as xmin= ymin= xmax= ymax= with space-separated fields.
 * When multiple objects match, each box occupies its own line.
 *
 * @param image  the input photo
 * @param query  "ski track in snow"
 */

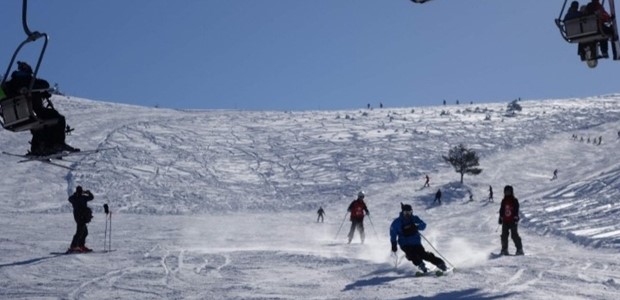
xmin=0 ymin=95 xmax=619 ymax=299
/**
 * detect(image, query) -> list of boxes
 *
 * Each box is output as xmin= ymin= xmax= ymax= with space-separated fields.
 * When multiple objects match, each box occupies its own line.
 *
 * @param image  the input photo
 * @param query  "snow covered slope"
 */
xmin=0 ymin=95 xmax=618 ymax=299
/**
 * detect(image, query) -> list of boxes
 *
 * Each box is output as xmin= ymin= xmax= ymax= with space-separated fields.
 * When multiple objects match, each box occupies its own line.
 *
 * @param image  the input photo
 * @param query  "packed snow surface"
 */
xmin=1 ymin=95 xmax=619 ymax=299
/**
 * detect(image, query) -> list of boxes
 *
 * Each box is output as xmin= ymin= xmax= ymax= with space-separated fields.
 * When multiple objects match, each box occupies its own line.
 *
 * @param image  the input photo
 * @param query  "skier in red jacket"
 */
xmin=347 ymin=191 xmax=370 ymax=244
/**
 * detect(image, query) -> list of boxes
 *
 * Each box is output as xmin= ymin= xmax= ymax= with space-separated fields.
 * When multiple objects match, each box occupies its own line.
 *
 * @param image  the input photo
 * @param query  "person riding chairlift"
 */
xmin=586 ymin=0 xmax=613 ymax=58
xmin=2 ymin=61 xmax=79 ymax=155
xmin=564 ymin=0 xmax=613 ymax=60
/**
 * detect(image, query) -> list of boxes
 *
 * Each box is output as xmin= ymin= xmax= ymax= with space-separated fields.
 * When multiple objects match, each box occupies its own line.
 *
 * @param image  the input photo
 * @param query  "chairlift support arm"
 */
xmin=1 ymin=0 xmax=49 ymax=93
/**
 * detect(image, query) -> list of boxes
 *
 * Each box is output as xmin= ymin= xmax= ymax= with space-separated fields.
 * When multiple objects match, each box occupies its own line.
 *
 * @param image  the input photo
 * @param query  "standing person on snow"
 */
xmin=434 ymin=189 xmax=442 ymax=204
xmin=67 ymin=186 xmax=95 ymax=253
xmin=347 ymin=191 xmax=370 ymax=244
xmin=488 ymin=185 xmax=494 ymax=202
xmin=317 ymin=206 xmax=325 ymax=223
xmin=498 ymin=185 xmax=524 ymax=255
xmin=423 ymin=175 xmax=430 ymax=187
xmin=390 ymin=203 xmax=447 ymax=273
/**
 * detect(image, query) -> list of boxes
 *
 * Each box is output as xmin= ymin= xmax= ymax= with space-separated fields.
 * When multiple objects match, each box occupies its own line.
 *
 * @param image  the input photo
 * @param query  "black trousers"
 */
xmin=401 ymin=244 xmax=445 ymax=267
xmin=70 ymin=222 xmax=88 ymax=248
xmin=347 ymin=220 xmax=365 ymax=242
xmin=501 ymin=222 xmax=523 ymax=251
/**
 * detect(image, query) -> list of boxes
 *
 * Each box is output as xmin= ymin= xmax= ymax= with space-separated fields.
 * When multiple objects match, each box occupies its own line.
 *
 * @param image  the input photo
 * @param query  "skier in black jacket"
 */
xmin=498 ymin=185 xmax=524 ymax=255
xmin=67 ymin=186 xmax=94 ymax=253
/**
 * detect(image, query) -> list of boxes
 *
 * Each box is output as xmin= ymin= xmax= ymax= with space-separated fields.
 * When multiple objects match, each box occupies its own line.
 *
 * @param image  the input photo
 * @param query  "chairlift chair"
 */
xmin=555 ymin=0 xmax=620 ymax=67
xmin=0 ymin=0 xmax=56 ymax=132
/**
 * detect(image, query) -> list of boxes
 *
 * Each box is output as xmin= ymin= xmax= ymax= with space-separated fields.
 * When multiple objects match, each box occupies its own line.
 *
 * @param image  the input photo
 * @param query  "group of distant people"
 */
xmin=571 ymin=134 xmax=603 ymax=145
xmin=564 ymin=0 xmax=613 ymax=59
xmin=423 ymin=175 xmax=489 ymax=204
xmin=442 ymin=100 xmax=475 ymax=105
xmin=366 ymin=102 xmax=384 ymax=109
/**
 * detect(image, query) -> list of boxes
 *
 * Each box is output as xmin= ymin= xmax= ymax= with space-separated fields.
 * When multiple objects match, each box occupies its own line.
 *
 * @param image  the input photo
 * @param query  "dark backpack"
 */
xmin=78 ymin=207 xmax=93 ymax=223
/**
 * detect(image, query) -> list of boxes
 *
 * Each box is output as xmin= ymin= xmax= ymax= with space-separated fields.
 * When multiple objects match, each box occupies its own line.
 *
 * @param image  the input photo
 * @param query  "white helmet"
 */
xmin=357 ymin=191 xmax=365 ymax=198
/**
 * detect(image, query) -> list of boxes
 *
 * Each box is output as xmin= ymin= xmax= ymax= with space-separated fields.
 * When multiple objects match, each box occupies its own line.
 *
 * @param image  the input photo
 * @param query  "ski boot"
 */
xmin=500 ymin=249 xmax=509 ymax=256
xmin=61 ymin=143 xmax=80 ymax=153
xmin=436 ymin=263 xmax=448 ymax=272
xmin=66 ymin=247 xmax=84 ymax=254
xmin=515 ymin=249 xmax=524 ymax=256
xmin=416 ymin=262 xmax=428 ymax=273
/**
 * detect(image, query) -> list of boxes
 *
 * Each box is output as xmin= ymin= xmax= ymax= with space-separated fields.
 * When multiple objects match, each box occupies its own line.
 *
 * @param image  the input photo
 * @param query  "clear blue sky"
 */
xmin=1 ymin=0 xmax=618 ymax=110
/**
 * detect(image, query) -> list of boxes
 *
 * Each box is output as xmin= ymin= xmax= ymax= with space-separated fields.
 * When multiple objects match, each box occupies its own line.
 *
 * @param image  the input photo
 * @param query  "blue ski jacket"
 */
xmin=390 ymin=213 xmax=427 ymax=247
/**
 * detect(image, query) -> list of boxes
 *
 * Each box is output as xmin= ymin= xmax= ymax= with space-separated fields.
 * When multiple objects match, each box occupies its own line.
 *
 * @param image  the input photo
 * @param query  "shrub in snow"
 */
xmin=442 ymin=144 xmax=483 ymax=183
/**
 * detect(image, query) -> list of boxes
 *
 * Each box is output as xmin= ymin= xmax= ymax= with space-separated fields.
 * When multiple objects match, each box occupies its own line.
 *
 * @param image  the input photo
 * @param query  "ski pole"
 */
xmin=334 ymin=212 xmax=349 ymax=240
xmin=392 ymin=252 xmax=405 ymax=269
xmin=103 ymin=204 xmax=109 ymax=251
xmin=366 ymin=214 xmax=379 ymax=238
xmin=392 ymin=252 xmax=398 ymax=268
xmin=420 ymin=233 xmax=455 ymax=269
xmin=109 ymin=210 xmax=112 ymax=251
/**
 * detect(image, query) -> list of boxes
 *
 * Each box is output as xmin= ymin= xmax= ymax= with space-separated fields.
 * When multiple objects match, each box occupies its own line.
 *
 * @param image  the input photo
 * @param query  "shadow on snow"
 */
xmin=0 ymin=254 xmax=64 ymax=269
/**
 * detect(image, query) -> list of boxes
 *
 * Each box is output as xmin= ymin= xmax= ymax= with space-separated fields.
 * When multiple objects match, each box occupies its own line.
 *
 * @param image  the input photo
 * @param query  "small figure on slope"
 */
xmin=498 ymin=185 xmax=524 ymax=255
xmin=390 ymin=203 xmax=447 ymax=273
xmin=423 ymin=175 xmax=430 ymax=188
xmin=347 ymin=191 xmax=369 ymax=244
xmin=433 ymin=189 xmax=442 ymax=204
xmin=317 ymin=206 xmax=325 ymax=223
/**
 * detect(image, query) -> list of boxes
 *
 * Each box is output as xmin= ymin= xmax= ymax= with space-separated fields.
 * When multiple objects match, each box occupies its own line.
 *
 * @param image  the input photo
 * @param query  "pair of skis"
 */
xmin=392 ymin=252 xmax=454 ymax=277
xmin=2 ymin=147 xmax=117 ymax=170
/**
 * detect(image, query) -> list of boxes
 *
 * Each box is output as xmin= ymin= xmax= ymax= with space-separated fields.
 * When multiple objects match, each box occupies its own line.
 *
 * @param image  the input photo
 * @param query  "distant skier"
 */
xmin=488 ymin=185 xmax=494 ymax=202
xmin=317 ymin=206 xmax=325 ymax=223
xmin=390 ymin=203 xmax=447 ymax=273
xmin=498 ymin=185 xmax=524 ymax=256
xmin=67 ymin=186 xmax=95 ymax=253
xmin=433 ymin=189 xmax=442 ymax=204
xmin=347 ymin=191 xmax=370 ymax=244
xmin=551 ymin=169 xmax=558 ymax=180
xmin=468 ymin=190 xmax=474 ymax=202
xmin=423 ymin=175 xmax=430 ymax=188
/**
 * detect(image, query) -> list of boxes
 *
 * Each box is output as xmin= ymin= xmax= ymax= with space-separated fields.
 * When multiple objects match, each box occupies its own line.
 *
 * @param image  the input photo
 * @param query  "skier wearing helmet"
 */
xmin=498 ymin=185 xmax=524 ymax=255
xmin=390 ymin=203 xmax=447 ymax=273
xmin=346 ymin=191 xmax=370 ymax=244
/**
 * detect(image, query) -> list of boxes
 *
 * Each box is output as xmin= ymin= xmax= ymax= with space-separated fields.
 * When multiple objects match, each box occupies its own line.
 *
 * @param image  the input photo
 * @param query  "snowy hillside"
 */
xmin=0 ymin=95 xmax=619 ymax=299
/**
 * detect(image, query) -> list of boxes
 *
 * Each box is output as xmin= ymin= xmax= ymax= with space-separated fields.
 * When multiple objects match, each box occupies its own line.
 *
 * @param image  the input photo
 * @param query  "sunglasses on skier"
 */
xmin=403 ymin=210 xmax=413 ymax=216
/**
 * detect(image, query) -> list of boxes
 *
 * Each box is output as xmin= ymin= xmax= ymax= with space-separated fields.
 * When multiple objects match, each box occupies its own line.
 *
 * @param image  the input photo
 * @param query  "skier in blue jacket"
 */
xmin=390 ymin=203 xmax=447 ymax=273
